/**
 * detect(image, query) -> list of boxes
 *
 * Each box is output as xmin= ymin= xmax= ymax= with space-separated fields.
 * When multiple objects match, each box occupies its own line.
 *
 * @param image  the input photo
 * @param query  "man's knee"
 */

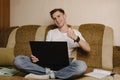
xmin=14 ymin=55 xmax=28 ymax=68
xmin=73 ymin=60 xmax=87 ymax=74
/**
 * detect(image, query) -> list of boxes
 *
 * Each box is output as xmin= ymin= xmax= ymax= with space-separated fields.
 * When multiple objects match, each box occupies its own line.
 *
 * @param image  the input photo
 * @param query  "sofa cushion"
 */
xmin=6 ymin=28 xmax=19 ymax=48
xmin=102 ymin=26 xmax=113 ymax=69
xmin=14 ymin=25 xmax=41 ymax=57
xmin=0 ymin=48 xmax=14 ymax=66
xmin=35 ymin=25 xmax=48 ymax=41
xmin=0 ymin=27 xmax=18 ymax=47
xmin=77 ymin=23 xmax=105 ymax=68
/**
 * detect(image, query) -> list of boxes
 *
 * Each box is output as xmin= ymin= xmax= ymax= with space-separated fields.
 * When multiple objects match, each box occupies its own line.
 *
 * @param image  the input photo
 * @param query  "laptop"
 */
xmin=29 ymin=41 xmax=70 ymax=71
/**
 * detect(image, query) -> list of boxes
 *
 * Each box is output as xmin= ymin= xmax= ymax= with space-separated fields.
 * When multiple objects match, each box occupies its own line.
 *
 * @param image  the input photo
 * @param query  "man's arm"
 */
xmin=67 ymin=28 xmax=90 ymax=52
xmin=77 ymin=39 xmax=90 ymax=52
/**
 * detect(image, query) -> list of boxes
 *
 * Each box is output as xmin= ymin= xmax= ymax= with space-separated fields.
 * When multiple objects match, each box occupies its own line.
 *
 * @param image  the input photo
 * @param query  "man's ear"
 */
xmin=64 ymin=14 xmax=67 ymax=18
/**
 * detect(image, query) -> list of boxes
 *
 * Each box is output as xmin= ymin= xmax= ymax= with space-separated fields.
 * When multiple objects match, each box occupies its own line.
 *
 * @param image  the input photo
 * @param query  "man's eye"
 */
xmin=58 ymin=15 xmax=60 ymax=17
xmin=53 ymin=18 xmax=56 ymax=20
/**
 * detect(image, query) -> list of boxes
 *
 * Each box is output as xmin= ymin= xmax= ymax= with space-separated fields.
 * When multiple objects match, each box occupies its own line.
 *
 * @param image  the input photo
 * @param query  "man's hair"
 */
xmin=50 ymin=8 xmax=65 ymax=18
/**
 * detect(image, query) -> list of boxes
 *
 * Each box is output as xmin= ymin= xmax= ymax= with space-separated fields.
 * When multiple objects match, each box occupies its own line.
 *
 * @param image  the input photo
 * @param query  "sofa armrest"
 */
xmin=113 ymin=46 xmax=120 ymax=67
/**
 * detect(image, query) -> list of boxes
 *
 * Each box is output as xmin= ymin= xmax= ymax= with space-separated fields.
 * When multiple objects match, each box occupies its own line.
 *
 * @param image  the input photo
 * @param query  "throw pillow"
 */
xmin=0 ymin=48 xmax=14 ymax=66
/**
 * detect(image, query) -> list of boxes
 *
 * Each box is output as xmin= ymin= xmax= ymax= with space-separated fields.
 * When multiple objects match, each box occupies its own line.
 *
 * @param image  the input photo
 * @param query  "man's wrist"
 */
xmin=74 ymin=36 xmax=80 ymax=43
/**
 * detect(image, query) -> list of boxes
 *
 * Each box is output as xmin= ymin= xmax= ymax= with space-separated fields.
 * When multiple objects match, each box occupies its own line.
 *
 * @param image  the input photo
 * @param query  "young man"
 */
xmin=14 ymin=8 xmax=90 ymax=79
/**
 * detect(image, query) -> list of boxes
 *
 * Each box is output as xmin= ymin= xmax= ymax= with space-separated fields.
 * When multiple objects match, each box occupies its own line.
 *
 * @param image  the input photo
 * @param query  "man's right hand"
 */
xmin=31 ymin=55 xmax=39 ymax=63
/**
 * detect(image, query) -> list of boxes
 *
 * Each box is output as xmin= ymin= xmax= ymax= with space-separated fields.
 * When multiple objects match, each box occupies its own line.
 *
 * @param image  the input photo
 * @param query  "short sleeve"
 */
xmin=74 ymin=29 xmax=86 ymax=41
xmin=46 ymin=30 xmax=52 ymax=41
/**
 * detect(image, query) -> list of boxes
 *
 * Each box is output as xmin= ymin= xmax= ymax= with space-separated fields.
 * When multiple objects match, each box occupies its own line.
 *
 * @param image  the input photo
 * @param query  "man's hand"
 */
xmin=31 ymin=55 xmax=39 ymax=63
xmin=67 ymin=28 xmax=77 ymax=40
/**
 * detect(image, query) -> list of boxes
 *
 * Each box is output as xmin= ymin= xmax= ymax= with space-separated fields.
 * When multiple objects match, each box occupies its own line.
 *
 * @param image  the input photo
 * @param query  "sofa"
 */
xmin=0 ymin=23 xmax=120 ymax=80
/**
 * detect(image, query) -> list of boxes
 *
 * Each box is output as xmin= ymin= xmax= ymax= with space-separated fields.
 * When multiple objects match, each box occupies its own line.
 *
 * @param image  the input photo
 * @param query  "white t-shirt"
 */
xmin=46 ymin=28 xmax=85 ymax=57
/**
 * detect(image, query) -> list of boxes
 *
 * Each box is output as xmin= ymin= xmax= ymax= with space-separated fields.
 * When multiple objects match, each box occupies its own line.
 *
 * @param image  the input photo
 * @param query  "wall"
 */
xmin=10 ymin=0 xmax=120 ymax=46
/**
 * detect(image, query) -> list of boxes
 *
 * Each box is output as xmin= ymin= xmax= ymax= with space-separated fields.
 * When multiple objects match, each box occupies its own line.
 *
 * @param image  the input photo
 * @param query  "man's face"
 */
xmin=52 ymin=11 xmax=66 ymax=28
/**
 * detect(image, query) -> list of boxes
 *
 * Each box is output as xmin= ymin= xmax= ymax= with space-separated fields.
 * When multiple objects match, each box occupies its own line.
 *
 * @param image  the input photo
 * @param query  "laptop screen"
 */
xmin=30 ymin=41 xmax=69 ymax=70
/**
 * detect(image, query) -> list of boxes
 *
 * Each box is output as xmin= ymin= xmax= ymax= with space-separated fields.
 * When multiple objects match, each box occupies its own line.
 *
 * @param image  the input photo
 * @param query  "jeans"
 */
xmin=14 ymin=55 xmax=87 ymax=79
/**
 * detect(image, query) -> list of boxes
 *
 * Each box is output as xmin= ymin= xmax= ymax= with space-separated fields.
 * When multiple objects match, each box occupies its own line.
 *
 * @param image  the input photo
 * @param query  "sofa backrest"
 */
xmin=0 ymin=27 xmax=18 ymax=47
xmin=14 ymin=25 xmax=41 ymax=56
xmin=77 ymin=23 xmax=113 ymax=70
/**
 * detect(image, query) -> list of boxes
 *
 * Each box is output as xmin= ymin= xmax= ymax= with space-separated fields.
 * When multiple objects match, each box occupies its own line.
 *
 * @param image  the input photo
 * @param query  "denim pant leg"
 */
xmin=14 ymin=55 xmax=46 ymax=75
xmin=55 ymin=60 xmax=87 ymax=79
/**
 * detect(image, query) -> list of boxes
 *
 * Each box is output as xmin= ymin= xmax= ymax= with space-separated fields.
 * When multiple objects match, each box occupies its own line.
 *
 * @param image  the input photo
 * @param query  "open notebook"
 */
xmin=85 ymin=69 xmax=115 ymax=79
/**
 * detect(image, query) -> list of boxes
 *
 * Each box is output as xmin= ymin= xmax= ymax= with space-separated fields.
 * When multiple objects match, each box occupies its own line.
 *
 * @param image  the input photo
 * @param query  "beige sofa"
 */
xmin=0 ymin=23 xmax=119 ymax=80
